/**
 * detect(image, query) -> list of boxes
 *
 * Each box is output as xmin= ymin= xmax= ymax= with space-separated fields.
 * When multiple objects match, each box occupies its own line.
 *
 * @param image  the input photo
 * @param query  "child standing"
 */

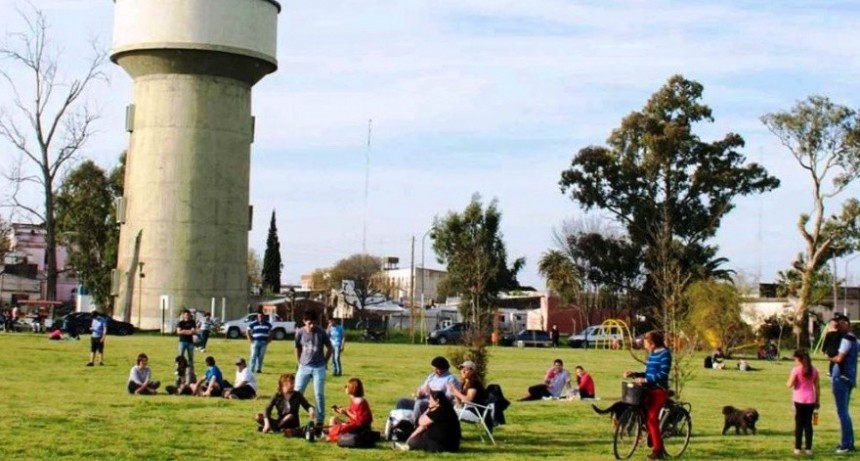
xmin=786 ymin=349 xmax=820 ymax=456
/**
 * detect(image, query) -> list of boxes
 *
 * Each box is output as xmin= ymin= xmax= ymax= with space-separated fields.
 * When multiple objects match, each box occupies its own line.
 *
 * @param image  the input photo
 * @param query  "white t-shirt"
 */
xmin=235 ymin=367 xmax=258 ymax=391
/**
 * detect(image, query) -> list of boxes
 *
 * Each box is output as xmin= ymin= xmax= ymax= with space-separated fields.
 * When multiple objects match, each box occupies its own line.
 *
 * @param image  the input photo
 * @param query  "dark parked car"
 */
xmin=59 ymin=312 xmax=136 ymax=336
xmin=508 ymin=329 xmax=553 ymax=347
xmin=427 ymin=322 xmax=471 ymax=345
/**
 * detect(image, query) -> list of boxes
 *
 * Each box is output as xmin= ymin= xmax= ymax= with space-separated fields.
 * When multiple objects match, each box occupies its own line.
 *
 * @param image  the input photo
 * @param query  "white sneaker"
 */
xmin=393 ymin=442 xmax=409 ymax=451
xmin=793 ymin=449 xmax=802 ymax=456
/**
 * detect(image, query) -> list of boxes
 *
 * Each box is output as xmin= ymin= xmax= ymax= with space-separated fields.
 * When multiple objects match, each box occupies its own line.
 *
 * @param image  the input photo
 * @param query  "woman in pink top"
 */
xmin=786 ymin=349 xmax=820 ymax=456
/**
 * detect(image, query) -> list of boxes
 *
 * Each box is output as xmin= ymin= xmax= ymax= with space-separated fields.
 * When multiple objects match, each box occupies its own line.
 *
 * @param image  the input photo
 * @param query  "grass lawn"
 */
xmin=0 ymin=332 xmax=853 ymax=460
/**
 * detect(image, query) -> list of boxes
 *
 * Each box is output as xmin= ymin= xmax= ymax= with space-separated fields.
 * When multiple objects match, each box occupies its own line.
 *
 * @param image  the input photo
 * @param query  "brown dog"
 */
xmin=722 ymin=405 xmax=759 ymax=435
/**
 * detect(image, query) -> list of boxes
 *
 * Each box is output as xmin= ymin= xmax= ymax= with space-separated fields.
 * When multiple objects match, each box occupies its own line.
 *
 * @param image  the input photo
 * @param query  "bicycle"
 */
xmin=613 ymin=393 xmax=692 ymax=459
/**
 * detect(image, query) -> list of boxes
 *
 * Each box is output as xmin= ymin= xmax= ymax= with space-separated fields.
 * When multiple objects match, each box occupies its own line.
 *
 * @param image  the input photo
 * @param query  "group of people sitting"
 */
xmin=126 ymin=352 xmax=598 ymax=453
xmin=519 ymin=358 xmax=596 ymax=401
xmin=127 ymin=353 xmax=258 ymax=399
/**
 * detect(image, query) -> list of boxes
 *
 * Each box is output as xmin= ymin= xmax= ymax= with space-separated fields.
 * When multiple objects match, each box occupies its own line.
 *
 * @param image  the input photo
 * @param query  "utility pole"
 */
xmin=409 ymin=236 xmax=415 ymax=342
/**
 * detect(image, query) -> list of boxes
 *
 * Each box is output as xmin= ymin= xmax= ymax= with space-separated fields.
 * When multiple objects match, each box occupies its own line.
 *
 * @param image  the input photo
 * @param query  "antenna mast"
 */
xmin=363 ymin=118 xmax=372 ymax=254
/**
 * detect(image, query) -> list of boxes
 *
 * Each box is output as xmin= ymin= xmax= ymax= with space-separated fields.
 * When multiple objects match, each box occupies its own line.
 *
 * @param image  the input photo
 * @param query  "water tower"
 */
xmin=110 ymin=0 xmax=280 ymax=328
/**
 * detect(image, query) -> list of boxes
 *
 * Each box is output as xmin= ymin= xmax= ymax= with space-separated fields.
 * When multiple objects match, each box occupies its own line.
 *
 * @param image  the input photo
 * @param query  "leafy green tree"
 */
xmin=537 ymin=249 xmax=581 ymax=303
xmin=328 ymin=253 xmax=385 ymax=317
xmin=0 ymin=7 xmax=107 ymax=300
xmin=559 ymin=75 xmax=780 ymax=326
xmin=261 ymin=211 xmax=282 ymax=294
xmin=685 ymin=280 xmax=750 ymax=352
xmin=762 ymin=96 xmax=860 ymax=347
xmin=55 ymin=160 xmax=120 ymax=310
xmin=431 ymin=194 xmax=525 ymax=327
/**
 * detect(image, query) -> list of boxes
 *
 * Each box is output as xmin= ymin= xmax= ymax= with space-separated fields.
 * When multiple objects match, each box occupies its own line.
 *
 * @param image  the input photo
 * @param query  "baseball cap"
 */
xmin=834 ymin=313 xmax=850 ymax=322
xmin=458 ymin=360 xmax=476 ymax=370
xmin=235 ymin=357 xmax=246 ymax=365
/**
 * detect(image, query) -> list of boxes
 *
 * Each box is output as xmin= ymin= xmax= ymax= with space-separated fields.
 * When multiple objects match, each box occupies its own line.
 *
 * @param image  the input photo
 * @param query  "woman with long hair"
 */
xmin=398 ymin=390 xmax=461 ymax=452
xmin=255 ymin=373 xmax=316 ymax=435
xmin=787 ymin=349 xmax=820 ymax=456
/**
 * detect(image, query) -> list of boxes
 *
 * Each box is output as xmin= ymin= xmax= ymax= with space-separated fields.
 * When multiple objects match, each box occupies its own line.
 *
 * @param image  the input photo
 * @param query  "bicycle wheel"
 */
xmin=613 ymin=407 xmax=643 ymax=460
xmin=661 ymin=406 xmax=691 ymax=458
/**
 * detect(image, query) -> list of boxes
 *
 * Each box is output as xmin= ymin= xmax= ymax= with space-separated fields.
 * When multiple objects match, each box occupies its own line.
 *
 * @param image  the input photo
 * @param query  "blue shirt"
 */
xmin=644 ymin=347 xmax=672 ymax=389
xmin=248 ymin=320 xmax=272 ymax=342
xmin=204 ymin=365 xmax=224 ymax=388
xmin=91 ymin=316 xmax=107 ymax=338
xmin=421 ymin=371 xmax=461 ymax=401
xmin=833 ymin=334 xmax=859 ymax=387
xmin=329 ymin=324 xmax=344 ymax=345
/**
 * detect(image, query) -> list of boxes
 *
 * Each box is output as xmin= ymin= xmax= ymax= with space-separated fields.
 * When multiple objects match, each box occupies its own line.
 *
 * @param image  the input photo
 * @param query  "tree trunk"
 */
xmin=44 ymin=179 xmax=58 ymax=301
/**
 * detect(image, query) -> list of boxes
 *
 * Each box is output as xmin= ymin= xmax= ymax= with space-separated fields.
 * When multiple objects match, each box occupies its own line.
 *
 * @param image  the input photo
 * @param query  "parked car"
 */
xmin=567 ymin=324 xmax=625 ymax=348
xmin=219 ymin=313 xmax=295 ymax=340
xmin=427 ymin=322 xmax=471 ymax=345
xmin=59 ymin=312 xmax=136 ymax=336
xmin=509 ymin=329 xmax=553 ymax=347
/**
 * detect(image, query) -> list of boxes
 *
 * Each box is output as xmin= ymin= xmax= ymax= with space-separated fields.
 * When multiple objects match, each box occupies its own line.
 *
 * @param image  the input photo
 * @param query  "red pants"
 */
xmin=644 ymin=388 xmax=668 ymax=454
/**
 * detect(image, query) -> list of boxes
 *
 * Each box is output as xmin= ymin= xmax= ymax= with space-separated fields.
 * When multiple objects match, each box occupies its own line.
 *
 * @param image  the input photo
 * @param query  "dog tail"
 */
xmin=592 ymin=404 xmax=612 ymax=415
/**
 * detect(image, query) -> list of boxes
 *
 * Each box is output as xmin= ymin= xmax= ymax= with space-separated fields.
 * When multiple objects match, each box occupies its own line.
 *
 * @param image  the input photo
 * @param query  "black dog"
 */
xmin=722 ymin=405 xmax=759 ymax=435
xmin=592 ymin=401 xmax=633 ymax=429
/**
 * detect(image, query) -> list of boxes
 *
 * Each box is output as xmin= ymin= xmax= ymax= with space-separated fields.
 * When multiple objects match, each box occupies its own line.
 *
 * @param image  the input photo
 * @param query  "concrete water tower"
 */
xmin=110 ymin=0 xmax=280 ymax=328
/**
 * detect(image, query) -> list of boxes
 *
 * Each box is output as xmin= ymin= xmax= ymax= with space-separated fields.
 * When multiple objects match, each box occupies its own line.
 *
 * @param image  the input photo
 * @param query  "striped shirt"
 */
xmin=248 ymin=320 xmax=272 ymax=342
xmin=644 ymin=347 xmax=672 ymax=389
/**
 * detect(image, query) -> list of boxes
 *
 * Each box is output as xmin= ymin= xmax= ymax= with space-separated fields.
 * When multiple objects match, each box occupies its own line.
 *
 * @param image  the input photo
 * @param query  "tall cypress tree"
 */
xmin=262 ymin=210 xmax=282 ymax=294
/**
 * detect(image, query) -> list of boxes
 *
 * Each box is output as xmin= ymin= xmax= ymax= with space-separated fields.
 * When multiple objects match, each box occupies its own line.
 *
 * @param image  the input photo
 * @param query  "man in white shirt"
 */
xmin=224 ymin=357 xmax=258 ymax=400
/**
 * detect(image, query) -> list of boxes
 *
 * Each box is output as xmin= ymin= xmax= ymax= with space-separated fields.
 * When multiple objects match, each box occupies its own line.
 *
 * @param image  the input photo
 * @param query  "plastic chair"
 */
xmin=457 ymin=402 xmax=496 ymax=444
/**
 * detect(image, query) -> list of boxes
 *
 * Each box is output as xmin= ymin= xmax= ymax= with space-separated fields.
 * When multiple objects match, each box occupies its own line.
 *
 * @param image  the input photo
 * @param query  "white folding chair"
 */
xmin=457 ymin=402 xmax=496 ymax=445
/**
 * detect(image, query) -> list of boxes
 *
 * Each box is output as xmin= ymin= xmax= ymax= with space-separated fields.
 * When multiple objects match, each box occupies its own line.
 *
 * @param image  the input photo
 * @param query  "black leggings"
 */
xmin=521 ymin=384 xmax=551 ymax=401
xmin=794 ymin=402 xmax=815 ymax=450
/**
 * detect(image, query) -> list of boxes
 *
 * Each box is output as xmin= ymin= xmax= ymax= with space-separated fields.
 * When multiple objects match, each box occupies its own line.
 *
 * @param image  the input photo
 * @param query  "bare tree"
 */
xmin=0 ymin=6 xmax=106 ymax=300
xmin=762 ymin=96 xmax=860 ymax=347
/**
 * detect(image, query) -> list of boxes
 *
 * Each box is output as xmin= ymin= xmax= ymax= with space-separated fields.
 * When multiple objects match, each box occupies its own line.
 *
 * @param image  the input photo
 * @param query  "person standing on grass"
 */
xmin=624 ymin=330 xmax=672 ymax=461
xmin=127 ymin=353 xmax=161 ymax=395
xmin=176 ymin=310 xmax=197 ymax=371
xmin=328 ymin=318 xmax=345 ymax=377
xmin=196 ymin=312 xmax=215 ymax=352
xmin=830 ymin=313 xmax=859 ymax=454
xmin=247 ymin=312 xmax=272 ymax=373
xmin=87 ymin=311 xmax=107 ymax=366
xmin=224 ymin=357 xmax=258 ymax=400
xmin=787 ymin=349 xmax=820 ymax=456
xmin=295 ymin=310 xmax=333 ymax=426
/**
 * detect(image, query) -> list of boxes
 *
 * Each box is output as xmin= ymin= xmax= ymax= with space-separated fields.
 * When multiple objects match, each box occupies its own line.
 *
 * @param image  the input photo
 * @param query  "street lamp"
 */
xmin=420 ymin=226 xmax=435 ymax=308
xmin=137 ymin=262 xmax=145 ymax=327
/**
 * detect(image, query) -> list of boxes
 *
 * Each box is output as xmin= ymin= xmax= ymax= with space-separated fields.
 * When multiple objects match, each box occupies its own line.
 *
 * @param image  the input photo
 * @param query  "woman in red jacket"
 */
xmin=327 ymin=377 xmax=373 ymax=442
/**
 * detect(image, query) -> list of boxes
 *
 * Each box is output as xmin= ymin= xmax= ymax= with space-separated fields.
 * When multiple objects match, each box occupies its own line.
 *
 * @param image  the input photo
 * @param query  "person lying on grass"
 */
xmin=127 ymin=353 xmax=160 ymax=395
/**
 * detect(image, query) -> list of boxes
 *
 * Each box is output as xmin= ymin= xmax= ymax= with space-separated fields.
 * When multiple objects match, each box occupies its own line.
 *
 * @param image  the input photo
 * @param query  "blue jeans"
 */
xmin=178 ymin=341 xmax=194 ymax=370
xmin=197 ymin=330 xmax=210 ymax=349
xmin=296 ymin=364 xmax=326 ymax=424
xmin=833 ymin=378 xmax=855 ymax=449
xmin=249 ymin=341 xmax=268 ymax=372
xmin=331 ymin=343 xmax=343 ymax=376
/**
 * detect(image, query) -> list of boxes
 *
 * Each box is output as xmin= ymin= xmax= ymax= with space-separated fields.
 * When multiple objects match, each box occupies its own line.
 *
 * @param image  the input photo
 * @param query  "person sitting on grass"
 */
xmin=396 ymin=390 xmax=461 ymax=453
xmin=327 ymin=377 xmax=373 ymax=442
xmin=519 ymin=358 xmax=571 ymax=401
xmin=223 ymin=357 xmax=258 ymax=400
xmin=127 ymin=353 xmax=160 ymax=395
xmin=166 ymin=355 xmax=196 ymax=395
xmin=193 ymin=356 xmax=225 ymax=397
xmin=47 ymin=328 xmax=63 ymax=341
xmin=575 ymin=365 xmax=596 ymax=399
xmin=255 ymin=372 xmax=316 ymax=436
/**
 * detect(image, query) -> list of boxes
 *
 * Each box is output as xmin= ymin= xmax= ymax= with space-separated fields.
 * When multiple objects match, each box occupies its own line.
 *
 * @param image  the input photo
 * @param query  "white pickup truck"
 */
xmin=219 ymin=313 xmax=296 ymax=340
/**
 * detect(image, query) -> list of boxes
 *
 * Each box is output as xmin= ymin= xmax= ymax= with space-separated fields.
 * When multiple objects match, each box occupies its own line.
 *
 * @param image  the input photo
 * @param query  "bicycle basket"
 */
xmin=621 ymin=382 xmax=644 ymax=405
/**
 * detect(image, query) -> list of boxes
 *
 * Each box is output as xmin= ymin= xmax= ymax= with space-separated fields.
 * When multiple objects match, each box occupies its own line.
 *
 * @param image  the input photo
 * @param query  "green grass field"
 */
xmin=0 ymin=332 xmax=853 ymax=460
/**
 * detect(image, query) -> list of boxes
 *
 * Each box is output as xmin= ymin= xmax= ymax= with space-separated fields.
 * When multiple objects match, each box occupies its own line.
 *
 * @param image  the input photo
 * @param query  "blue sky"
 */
xmin=2 ymin=0 xmax=860 ymax=289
